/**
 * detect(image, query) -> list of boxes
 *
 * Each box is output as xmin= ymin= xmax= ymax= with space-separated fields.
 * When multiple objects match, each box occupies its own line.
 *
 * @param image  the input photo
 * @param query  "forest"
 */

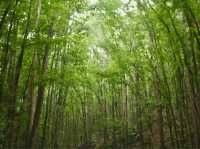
xmin=0 ymin=0 xmax=200 ymax=148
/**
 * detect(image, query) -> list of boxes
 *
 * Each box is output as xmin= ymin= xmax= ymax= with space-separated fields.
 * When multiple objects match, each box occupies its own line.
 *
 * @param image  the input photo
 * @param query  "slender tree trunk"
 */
xmin=28 ymin=24 xmax=53 ymax=149
xmin=5 ymin=0 xmax=32 ymax=147
xmin=155 ymin=73 xmax=165 ymax=149
xmin=135 ymin=67 xmax=144 ymax=149
xmin=26 ymin=0 xmax=41 ymax=146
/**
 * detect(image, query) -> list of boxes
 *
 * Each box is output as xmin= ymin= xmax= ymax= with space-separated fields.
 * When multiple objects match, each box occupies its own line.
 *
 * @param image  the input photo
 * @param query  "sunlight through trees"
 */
xmin=0 ymin=0 xmax=200 ymax=148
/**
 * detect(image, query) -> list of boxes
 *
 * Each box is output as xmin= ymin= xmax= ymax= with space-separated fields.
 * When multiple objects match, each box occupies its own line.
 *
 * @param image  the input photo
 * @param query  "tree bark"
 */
xmin=28 ymin=24 xmax=53 ymax=149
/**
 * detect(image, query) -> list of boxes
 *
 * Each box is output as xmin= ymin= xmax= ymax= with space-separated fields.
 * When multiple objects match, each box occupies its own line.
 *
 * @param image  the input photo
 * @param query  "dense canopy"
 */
xmin=0 ymin=0 xmax=200 ymax=148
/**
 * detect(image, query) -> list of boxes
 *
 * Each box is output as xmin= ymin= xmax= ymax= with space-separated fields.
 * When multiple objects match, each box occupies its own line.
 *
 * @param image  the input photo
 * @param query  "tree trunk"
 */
xmin=28 ymin=24 xmax=53 ymax=149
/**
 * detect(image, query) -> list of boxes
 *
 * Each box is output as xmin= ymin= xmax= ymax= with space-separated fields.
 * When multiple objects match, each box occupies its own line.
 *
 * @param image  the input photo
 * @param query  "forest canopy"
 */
xmin=0 ymin=0 xmax=200 ymax=148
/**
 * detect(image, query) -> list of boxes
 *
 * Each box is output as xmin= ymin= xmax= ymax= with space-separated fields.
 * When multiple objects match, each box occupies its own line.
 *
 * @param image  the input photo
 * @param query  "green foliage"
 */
xmin=0 ymin=0 xmax=200 ymax=148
